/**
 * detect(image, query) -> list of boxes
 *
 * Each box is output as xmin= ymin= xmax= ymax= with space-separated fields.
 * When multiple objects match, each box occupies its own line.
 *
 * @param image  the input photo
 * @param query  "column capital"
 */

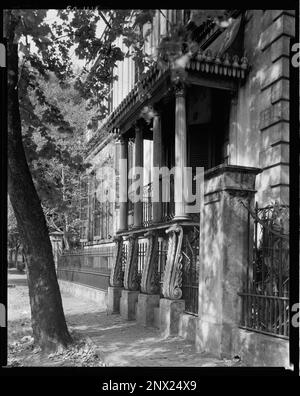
xmin=173 ymin=80 xmax=186 ymax=97
xmin=128 ymin=137 xmax=135 ymax=144
xmin=229 ymin=91 xmax=238 ymax=106
xmin=152 ymin=103 xmax=162 ymax=117
xmin=118 ymin=135 xmax=128 ymax=144
xmin=112 ymin=127 xmax=121 ymax=141
xmin=134 ymin=118 xmax=146 ymax=132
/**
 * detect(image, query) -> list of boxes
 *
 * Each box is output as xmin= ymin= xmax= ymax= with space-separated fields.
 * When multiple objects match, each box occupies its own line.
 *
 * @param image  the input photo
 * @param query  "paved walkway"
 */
xmin=8 ymin=270 xmax=243 ymax=367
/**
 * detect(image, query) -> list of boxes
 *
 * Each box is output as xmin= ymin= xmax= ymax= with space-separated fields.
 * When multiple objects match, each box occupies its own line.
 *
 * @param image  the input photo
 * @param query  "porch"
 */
xmin=57 ymin=164 xmax=290 ymax=365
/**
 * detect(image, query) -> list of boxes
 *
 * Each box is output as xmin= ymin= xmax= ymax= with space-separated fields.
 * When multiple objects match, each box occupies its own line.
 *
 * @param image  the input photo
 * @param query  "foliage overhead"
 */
xmin=7 ymin=8 xmax=230 ymax=242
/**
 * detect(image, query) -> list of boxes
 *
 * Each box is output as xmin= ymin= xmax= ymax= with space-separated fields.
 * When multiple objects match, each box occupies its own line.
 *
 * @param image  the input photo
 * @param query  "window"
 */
xmin=93 ymin=174 xmax=114 ymax=241
xmin=79 ymin=176 xmax=89 ymax=241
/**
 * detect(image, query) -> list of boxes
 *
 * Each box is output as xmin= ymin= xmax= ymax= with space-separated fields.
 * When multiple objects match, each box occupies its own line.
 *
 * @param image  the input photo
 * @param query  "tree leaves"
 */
xmin=9 ymin=8 xmax=227 ymax=243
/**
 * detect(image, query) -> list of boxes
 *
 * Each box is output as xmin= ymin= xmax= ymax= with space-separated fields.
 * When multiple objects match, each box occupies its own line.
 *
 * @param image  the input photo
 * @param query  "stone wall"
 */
xmin=232 ymin=328 xmax=289 ymax=367
xmin=58 ymin=279 xmax=107 ymax=310
xmin=229 ymin=10 xmax=295 ymax=206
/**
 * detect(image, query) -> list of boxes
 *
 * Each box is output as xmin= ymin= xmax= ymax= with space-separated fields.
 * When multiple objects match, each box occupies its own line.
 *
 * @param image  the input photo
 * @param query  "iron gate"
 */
xmin=239 ymin=203 xmax=289 ymax=338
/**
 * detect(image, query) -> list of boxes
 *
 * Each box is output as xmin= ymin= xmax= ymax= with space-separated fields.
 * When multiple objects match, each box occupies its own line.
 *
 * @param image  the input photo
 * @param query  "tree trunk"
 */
xmin=14 ymin=245 xmax=19 ymax=267
xmin=7 ymin=16 xmax=72 ymax=351
xmin=8 ymin=248 xmax=13 ymax=267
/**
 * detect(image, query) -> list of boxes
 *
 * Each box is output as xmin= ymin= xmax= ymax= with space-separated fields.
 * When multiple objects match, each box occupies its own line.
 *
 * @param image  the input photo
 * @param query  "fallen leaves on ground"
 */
xmin=47 ymin=331 xmax=105 ymax=367
xmin=7 ymin=330 xmax=105 ymax=367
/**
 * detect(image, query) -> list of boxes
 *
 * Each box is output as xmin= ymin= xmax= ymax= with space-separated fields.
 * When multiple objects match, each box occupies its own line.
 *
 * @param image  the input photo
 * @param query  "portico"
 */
xmin=106 ymin=49 xmax=249 ymax=329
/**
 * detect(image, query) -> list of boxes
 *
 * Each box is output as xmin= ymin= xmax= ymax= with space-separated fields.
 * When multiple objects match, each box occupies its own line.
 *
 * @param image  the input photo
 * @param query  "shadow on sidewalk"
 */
xmin=64 ymin=309 xmax=232 ymax=367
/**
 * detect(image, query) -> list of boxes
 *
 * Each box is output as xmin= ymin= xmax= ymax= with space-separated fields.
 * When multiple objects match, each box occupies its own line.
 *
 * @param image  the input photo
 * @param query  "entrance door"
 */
xmin=188 ymin=124 xmax=214 ymax=205
xmin=188 ymin=124 xmax=213 ymax=171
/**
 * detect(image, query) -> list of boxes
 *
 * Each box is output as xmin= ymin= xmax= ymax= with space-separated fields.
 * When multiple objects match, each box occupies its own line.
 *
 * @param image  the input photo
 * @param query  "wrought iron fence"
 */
xmin=137 ymin=238 xmax=148 ymax=276
xmin=57 ymin=243 xmax=115 ymax=291
xmin=127 ymin=177 xmax=176 ymax=228
xmin=239 ymin=203 xmax=289 ymax=339
xmin=181 ymin=226 xmax=200 ymax=315
xmin=121 ymin=241 xmax=128 ymax=273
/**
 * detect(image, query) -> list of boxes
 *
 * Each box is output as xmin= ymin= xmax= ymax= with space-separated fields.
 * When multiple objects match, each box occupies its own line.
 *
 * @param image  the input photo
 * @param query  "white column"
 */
xmin=118 ymin=136 xmax=128 ymax=232
xmin=133 ymin=123 xmax=144 ymax=228
xmin=173 ymin=84 xmax=190 ymax=221
xmin=152 ymin=110 xmax=163 ymax=223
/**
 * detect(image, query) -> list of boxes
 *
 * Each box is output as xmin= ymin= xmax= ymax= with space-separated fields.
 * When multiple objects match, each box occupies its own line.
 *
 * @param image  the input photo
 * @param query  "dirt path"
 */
xmin=7 ymin=269 xmax=244 ymax=367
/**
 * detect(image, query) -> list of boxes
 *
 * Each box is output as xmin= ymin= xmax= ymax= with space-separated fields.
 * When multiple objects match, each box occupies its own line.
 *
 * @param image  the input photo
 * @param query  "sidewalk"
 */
xmin=8 ymin=270 xmax=244 ymax=367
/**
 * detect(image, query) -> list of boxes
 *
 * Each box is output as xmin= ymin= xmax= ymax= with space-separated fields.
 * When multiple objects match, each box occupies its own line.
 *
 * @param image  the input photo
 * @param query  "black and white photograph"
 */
xmin=0 ymin=3 xmax=299 ymax=382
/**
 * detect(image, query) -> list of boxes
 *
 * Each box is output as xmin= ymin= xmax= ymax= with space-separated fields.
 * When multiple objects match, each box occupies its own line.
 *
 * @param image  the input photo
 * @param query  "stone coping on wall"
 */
xmin=58 ymin=279 xmax=107 ymax=310
xmin=203 ymin=164 xmax=261 ymax=197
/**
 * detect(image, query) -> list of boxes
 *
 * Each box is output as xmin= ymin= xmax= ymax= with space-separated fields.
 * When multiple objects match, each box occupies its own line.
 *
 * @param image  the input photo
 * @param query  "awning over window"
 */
xmin=205 ymin=15 xmax=244 ymax=57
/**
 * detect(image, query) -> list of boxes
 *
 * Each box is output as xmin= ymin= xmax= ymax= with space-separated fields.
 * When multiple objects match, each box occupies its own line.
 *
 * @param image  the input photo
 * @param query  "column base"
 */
xmin=107 ymin=286 xmax=123 ymax=314
xmin=159 ymin=298 xmax=185 ymax=337
xmin=117 ymin=228 xmax=128 ymax=234
xmin=132 ymin=224 xmax=142 ymax=230
xmin=120 ymin=289 xmax=140 ymax=321
xmin=196 ymin=318 xmax=223 ymax=358
xmin=136 ymin=293 xmax=160 ymax=326
xmin=172 ymin=215 xmax=191 ymax=222
xmin=178 ymin=313 xmax=197 ymax=343
xmin=196 ymin=316 xmax=235 ymax=359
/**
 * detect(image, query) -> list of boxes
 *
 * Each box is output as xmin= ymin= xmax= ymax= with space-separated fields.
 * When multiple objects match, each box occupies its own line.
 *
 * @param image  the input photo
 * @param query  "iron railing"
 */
xmin=127 ymin=177 xmax=176 ymax=228
xmin=181 ymin=226 xmax=200 ymax=315
xmin=57 ymin=243 xmax=115 ymax=291
xmin=239 ymin=203 xmax=289 ymax=339
xmin=119 ymin=237 xmax=148 ymax=287
xmin=121 ymin=241 xmax=128 ymax=273
xmin=138 ymin=238 xmax=148 ymax=276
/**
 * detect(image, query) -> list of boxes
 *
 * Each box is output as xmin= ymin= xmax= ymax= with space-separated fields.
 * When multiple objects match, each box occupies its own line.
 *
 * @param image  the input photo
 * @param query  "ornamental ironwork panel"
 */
xmin=181 ymin=226 xmax=200 ymax=315
xmin=239 ymin=203 xmax=289 ymax=339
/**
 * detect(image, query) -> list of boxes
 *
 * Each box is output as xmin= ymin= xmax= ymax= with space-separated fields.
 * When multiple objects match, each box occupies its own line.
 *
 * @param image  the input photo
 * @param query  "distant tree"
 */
xmin=22 ymin=75 xmax=92 ymax=249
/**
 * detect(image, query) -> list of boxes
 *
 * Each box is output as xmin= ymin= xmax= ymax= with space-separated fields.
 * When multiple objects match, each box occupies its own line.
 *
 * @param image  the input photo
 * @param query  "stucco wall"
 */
xmin=232 ymin=328 xmax=290 ymax=367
